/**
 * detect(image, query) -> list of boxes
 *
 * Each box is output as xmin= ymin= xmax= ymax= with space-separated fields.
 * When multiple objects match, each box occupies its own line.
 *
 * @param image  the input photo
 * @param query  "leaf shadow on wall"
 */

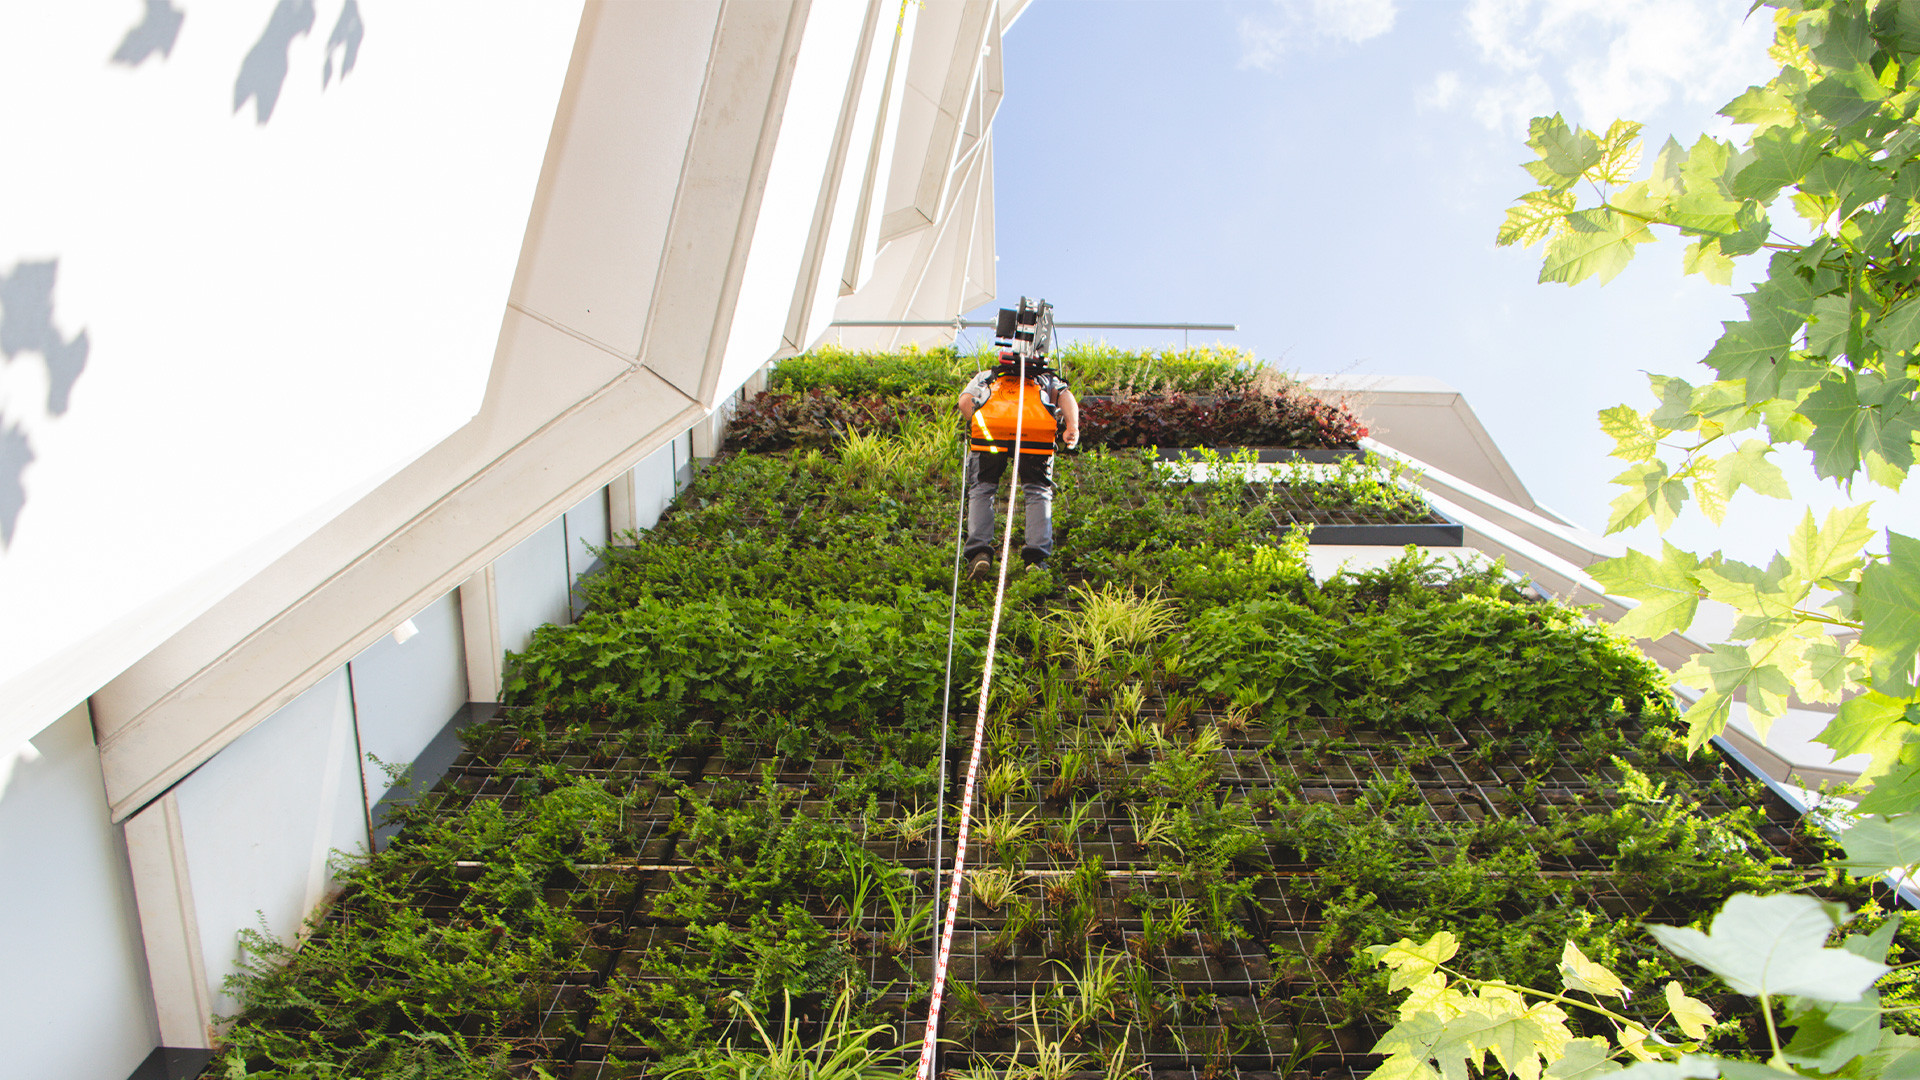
xmin=234 ymin=0 xmax=315 ymax=124
xmin=0 ymin=260 xmax=92 ymax=549
xmin=111 ymin=0 xmax=186 ymax=67
xmin=323 ymin=0 xmax=363 ymax=87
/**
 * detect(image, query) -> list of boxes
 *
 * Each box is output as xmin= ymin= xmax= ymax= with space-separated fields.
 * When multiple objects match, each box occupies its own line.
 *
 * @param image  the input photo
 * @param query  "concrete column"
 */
xmin=458 ymin=570 xmax=502 ymax=703
xmin=123 ymin=792 xmax=213 ymax=1048
xmin=607 ymin=466 xmax=639 ymax=544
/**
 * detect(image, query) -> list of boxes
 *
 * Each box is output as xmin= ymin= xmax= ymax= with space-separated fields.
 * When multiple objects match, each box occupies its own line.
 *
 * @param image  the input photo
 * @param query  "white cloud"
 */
xmin=1315 ymin=0 xmax=1397 ymax=44
xmin=1419 ymin=70 xmax=1463 ymax=112
xmin=1447 ymin=0 xmax=1776 ymax=134
xmin=1237 ymin=0 xmax=1400 ymax=70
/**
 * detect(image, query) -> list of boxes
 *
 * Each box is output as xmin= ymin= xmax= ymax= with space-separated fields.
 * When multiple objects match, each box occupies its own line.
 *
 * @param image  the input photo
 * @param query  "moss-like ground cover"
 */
xmin=210 ymin=351 xmax=1904 ymax=1080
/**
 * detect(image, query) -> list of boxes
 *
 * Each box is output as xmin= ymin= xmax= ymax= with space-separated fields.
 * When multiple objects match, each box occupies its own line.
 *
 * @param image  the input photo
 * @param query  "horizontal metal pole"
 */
xmin=828 ymin=319 xmax=1238 ymax=330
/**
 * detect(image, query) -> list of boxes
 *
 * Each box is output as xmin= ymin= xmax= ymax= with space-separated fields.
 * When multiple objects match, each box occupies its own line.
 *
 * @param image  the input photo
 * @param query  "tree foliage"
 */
xmin=1498 ymin=0 xmax=1920 ymax=869
xmin=1371 ymin=4 xmax=1920 ymax=1080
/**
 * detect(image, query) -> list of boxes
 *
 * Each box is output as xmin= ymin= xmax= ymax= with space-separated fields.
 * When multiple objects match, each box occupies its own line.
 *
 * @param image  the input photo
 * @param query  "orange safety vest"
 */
xmin=970 ymin=373 xmax=1059 ymax=455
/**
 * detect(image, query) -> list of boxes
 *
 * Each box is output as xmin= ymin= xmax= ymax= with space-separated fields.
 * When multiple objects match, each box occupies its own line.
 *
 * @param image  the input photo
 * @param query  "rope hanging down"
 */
xmin=917 ymin=351 xmax=1032 ymax=1080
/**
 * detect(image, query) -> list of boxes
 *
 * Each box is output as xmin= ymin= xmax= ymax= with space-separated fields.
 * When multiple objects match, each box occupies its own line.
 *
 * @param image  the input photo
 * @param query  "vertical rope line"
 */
xmin=931 ymin=428 xmax=970 ymax=955
xmin=915 ymin=350 xmax=1030 ymax=1080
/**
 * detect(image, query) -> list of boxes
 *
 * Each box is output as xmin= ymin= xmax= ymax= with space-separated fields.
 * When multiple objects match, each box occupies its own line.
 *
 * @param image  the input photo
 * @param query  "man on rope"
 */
xmin=957 ymin=301 xmax=1079 ymax=579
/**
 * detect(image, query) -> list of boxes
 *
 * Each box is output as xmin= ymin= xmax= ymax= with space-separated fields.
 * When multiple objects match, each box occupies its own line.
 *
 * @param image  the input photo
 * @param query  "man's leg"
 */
xmin=965 ymin=452 xmax=1005 ymax=561
xmin=1018 ymin=454 xmax=1055 ymax=565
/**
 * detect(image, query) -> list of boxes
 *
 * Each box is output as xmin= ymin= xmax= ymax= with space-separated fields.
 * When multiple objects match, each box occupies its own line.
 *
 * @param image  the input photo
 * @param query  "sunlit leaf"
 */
xmin=1683 ymin=239 xmax=1735 ymax=285
xmin=1590 ymin=543 xmax=1701 ymax=640
xmin=1600 ymin=405 xmax=1661 ymax=461
xmin=1861 ymin=532 xmax=1920 ymax=695
xmin=1500 ymin=189 xmax=1580 ymax=249
xmin=1367 ymin=932 xmax=1460 ymax=991
xmin=1644 ymin=893 xmax=1887 ymax=1001
xmin=1608 ymin=461 xmax=1687 ymax=532
xmin=1720 ymin=84 xmax=1798 ymax=130
xmin=1716 ymin=439 xmax=1791 ymax=500
xmin=1541 ymin=209 xmax=1655 ymax=286
xmin=1588 ymin=119 xmax=1645 ymax=185
xmin=1665 ymin=981 xmax=1715 ymax=1039
xmin=1546 ymin=1037 xmax=1620 ymax=1080
xmin=1559 ymin=941 xmax=1627 ymax=998
xmin=1732 ymin=126 xmax=1822 ymax=202
xmin=1790 ymin=504 xmax=1875 ymax=585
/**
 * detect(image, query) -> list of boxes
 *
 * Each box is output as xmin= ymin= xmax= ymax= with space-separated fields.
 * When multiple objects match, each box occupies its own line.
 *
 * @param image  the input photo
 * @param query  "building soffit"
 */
xmin=639 ymin=1 xmax=812 ymax=405
xmin=878 ymin=0 xmax=993 ymax=244
xmin=95 ymin=3 xmax=841 ymax=819
xmin=840 ymin=0 xmax=920 ymax=297
xmin=785 ymin=0 xmax=894 ymax=356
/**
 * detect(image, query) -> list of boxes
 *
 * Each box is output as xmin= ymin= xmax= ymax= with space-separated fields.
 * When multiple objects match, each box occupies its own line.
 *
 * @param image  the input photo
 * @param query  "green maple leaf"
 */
xmin=1587 ymin=120 xmax=1646 ymax=185
xmin=1645 ymin=893 xmax=1888 ymax=1001
xmin=1546 ymin=1038 xmax=1620 ymax=1080
xmin=1590 ymin=543 xmax=1701 ymax=640
xmin=1872 ymin=296 xmax=1920 ymax=359
xmin=1677 ymin=643 xmax=1794 ymax=728
xmin=1694 ymin=557 xmax=1801 ymax=640
xmin=1607 ymin=1055 xmax=1722 ymax=1080
xmin=1648 ymin=374 xmax=1698 ymax=431
xmin=1681 ymin=690 xmax=1734 ymax=754
xmin=1541 ymin=208 xmax=1655 ymax=286
xmin=1527 ymin=115 xmax=1603 ymax=191
xmin=1803 ymin=373 xmax=1875 ymax=480
xmin=1720 ymin=85 xmax=1799 ymax=131
xmin=1785 ymin=994 xmax=1884 ymax=1072
xmin=1809 ymin=294 xmax=1856 ymax=358
xmin=1861 ymin=532 xmax=1920 ymax=694
xmin=1855 ymin=760 xmax=1920 ymax=815
xmin=1372 ymin=1054 xmax=1442 ymax=1080
xmin=1800 ymin=638 xmax=1860 ymax=704
xmin=1837 ymin=814 xmax=1920 ymax=875
xmin=1790 ymin=504 xmax=1875 ymax=584
xmin=1732 ymin=126 xmax=1823 ymax=202
xmin=1716 ymin=439 xmax=1791 ymax=500
xmin=1500 ymin=189 xmax=1580 ymax=248
xmin=1683 ymin=238 xmax=1735 ymax=285
xmin=1608 ymin=460 xmax=1687 ymax=532
xmin=1600 ymin=405 xmax=1661 ymax=461
xmin=1367 ymin=932 xmax=1460 ymax=991
xmin=1666 ymin=981 xmax=1717 ymax=1040
xmin=1816 ymin=691 xmax=1917 ymax=780
xmin=1560 ymin=941 xmax=1628 ymax=998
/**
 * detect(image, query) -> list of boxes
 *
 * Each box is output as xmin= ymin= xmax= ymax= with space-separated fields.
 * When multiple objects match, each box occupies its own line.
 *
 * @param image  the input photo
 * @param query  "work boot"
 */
xmin=1020 ymin=547 xmax=1048 ymax=573
xmin=968 ymin=553 xmax=992 ymax=581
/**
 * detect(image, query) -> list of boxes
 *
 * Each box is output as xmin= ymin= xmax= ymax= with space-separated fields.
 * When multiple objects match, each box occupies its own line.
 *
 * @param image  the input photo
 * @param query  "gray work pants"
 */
xmin=965 ymin=451 xmax=1054 ymax=561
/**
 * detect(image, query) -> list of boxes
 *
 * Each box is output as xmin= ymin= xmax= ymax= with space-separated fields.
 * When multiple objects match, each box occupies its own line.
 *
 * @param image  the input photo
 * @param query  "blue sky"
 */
xmin=976 ymin=0 xmax=1842 ymax=561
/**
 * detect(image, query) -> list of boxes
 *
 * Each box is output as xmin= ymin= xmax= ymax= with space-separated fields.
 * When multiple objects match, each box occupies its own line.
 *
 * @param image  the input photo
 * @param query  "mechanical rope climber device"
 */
xmin=969 ymin=297 xmax=1065 ymax=458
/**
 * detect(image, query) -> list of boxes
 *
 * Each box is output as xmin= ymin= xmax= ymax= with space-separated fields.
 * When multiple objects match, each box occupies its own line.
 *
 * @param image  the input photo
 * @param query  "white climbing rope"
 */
xmin=917 ymin=349 xmax=1031 ymax=1080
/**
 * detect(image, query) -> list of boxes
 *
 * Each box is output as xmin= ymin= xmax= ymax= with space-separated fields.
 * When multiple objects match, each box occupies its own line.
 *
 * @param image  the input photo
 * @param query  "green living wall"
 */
xmin=207 ymin=348 xmax=1907 ymax=1080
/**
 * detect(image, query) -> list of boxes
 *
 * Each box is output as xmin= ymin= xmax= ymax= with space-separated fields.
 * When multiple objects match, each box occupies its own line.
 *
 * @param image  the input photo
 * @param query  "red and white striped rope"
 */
xmin=914 ymin=352 xmax=1031 ymax=1080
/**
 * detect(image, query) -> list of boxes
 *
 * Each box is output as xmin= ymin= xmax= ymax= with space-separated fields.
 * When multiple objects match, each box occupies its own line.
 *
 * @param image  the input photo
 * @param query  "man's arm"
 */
xmin=1059 ymin=389 xmax=1080 ymax=449
xmin=958 ymin=392 xmax=978 ymax=421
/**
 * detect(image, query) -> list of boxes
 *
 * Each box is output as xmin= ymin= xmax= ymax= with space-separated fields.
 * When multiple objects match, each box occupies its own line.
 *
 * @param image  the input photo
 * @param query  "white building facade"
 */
xmin=0 ymin=3 xmax=1018 ymax=1075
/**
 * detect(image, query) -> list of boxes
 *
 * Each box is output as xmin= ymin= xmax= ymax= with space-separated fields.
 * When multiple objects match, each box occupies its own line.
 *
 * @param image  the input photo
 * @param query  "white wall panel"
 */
xmin=495 ymin=517 xmax=570 ymax=657
xmin=172 ymin=668 xmax=366 ymax=1018
xmin=632 ymin=441 xmax=678 ymax=532
xmin=564 ymin=489 xmax=610 ymax=586
xmin=0 ymin=703 xmax=157 ymax=1080
xmin=348 ymin=590 xmax=466 ymax=806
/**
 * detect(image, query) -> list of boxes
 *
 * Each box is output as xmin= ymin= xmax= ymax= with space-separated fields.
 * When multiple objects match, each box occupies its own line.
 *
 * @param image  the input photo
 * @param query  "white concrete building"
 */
xmin=0 ymin=3 xmax=1019 ymax=1076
